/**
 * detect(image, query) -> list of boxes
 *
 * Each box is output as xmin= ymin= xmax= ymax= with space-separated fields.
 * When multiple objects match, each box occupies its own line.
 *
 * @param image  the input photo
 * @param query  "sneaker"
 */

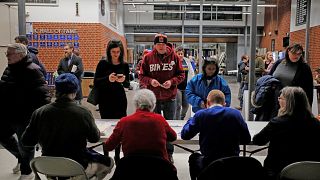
xmin=12 ymin=163 xmax=20 ymax=174
xmin=18 ymin=173 xmax=34 ymax=180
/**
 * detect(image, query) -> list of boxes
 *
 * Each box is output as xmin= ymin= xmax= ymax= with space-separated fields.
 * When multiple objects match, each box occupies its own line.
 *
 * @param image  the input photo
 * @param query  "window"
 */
xmin=110 ymin=0 xmax=117 ymax=27
xmin=0 ymin=0 xmax=58 ymax=4
xmin=154 ymin=5 xmax=181 ymax=20
xmin=153 ymin=5 xmax=242 ymax=21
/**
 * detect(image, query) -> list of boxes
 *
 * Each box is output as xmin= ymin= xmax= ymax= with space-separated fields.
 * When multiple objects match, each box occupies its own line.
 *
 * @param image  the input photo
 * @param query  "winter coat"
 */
xmin=0 ymin=55 xmax=51 ymax=127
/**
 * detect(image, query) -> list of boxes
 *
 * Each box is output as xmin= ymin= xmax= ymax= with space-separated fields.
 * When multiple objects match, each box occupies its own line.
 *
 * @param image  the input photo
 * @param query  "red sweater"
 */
xmin=139 ymin=46 xmax=185 ymax=101
xmin=104 ymin=109 xmax=177 ymax=161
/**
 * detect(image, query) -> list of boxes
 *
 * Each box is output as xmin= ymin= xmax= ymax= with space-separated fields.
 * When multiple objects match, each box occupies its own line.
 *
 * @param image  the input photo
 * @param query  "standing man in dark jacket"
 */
xmin=14 ymin=35 xmax=47 ymax=77
xmin=0 ymin=43 xmax=51 ymax=180
xmin=57 ymin=43 xmax=84 ymax=104
xmin=139 ymin=33 xmax=185 ymax=162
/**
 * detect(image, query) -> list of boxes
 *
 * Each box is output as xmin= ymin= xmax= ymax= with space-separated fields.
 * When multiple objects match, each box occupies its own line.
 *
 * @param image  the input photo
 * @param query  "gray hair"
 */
xmin=7 ymin=43 xmax=28 ymax=57
xmin=278 ymin=86 xmax=312 ymax=117
xmin=133 ymin=89 xmax=157 ymax=111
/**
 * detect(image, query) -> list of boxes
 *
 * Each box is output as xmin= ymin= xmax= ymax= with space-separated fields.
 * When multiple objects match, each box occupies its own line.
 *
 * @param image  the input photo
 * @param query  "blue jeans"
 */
xmin=240 ymin=83 xmax=248 ymax=108
xmin=175 ymin=90 xmax=189 ymax=120
xmin=154 ymin=99 xmax=176 ymax=120
xmin=154 ymin=99 xmax=176 ymax=155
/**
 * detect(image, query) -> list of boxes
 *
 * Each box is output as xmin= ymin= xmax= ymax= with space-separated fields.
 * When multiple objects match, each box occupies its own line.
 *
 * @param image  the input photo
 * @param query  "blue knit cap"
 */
xmin=55 ymin=73 xmax=79 ymax=94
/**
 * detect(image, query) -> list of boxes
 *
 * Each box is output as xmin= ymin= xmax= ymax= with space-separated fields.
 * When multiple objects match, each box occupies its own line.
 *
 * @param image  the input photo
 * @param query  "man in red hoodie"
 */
xmin=139 ymin=33 xmax=184 ymax=162
xmin=139 ymin=33 xmax=185 ymax=120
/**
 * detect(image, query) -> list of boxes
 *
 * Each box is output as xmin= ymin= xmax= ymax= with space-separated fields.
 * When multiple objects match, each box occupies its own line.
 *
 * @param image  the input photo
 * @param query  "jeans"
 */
xmin=240 ymin=83 xmax=248 ymax=108
xmin=154 ymin=99 xmax=176 ymax=120
xmin=175 ymin=90 xmax=189 ymax=120
xmin=188 ymin=153 xmax=205 ymax=180
xmin=154 ymin=99 xmax=176 ymax=155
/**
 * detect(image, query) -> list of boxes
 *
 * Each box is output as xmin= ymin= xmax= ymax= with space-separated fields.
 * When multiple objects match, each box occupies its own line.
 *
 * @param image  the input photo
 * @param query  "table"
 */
xmin=95 ymin=119 xmax=268 ymax=144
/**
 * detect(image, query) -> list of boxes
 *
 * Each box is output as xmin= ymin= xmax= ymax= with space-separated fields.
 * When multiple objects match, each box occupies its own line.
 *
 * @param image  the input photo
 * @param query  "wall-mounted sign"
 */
xmin=67 ymin=34 xmax=73 ymax=40
xmin=54 ymin=34 xmax=59 ymax=40
xmin=296 ymin=0 xmax=308 ymax=26
xmin=47 ymin=34 xmax=53 ymax=40
xmin=33 ymin=34 xmax=38 ymax=40
xmin=40 ymin=34 xmax=46 ymax=40
xmin=33 ymin=29 xmax=78 ymax=34
xmin=60 ymin=35 xmax=66 ymax=40
xmin=29 ymin=28 xmax=80 ymax=48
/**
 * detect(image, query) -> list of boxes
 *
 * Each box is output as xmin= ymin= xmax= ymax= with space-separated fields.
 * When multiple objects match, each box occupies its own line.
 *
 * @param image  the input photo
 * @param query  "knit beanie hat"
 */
xmin=55 ymin=73 xmax=79 ymax=94
xmin=154 ymin=33 xmax=168 ymax=44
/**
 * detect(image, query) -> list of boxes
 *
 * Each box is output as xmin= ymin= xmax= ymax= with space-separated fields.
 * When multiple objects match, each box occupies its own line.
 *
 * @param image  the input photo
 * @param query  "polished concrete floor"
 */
xmin=0 ymin=75 xmax=276 ymax=180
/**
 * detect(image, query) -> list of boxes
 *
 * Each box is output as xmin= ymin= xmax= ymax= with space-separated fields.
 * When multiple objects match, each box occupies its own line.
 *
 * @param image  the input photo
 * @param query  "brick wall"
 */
xmin=33 ymin=22 xmax=127 ymax=72
xmin=260 ymin=0 xmax=320 ymax=72
xmin=291 ymin=27 xmax=320 ymax=72
xmin=260 ymin=0 xmax=291 ymax=52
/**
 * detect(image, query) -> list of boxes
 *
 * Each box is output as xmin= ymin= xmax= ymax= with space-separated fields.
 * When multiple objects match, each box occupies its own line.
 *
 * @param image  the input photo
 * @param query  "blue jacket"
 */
xmin=186 ymin=74 xmax=231 ymax=113
xmin=252 ymin=75 xmax=281 ymax=107
xmin=181 ymin=106 xmax=251 ymax=160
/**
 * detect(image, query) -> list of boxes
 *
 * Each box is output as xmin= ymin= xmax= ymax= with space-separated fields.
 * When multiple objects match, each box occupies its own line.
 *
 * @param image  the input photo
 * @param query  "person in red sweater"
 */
xmin=139 ymin=33 xmax=185 ymax=120
xmin=103 ymin=89 xmax=177 ymax=163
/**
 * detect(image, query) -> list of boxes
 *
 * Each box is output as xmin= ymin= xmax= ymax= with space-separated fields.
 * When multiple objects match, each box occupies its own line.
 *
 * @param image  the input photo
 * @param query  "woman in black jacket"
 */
xmin=94 ymin=40 xmax=130 ymax=119
xmin=252 ymin=87 xmax=320 ymax=180
xmin=269 ymin=43 xmax=313 ymax=106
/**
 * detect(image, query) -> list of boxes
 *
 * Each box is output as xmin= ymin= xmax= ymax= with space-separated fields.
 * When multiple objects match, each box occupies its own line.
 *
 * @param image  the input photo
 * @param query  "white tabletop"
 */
xmin=95 ymin=119 xmax=268 ymax=144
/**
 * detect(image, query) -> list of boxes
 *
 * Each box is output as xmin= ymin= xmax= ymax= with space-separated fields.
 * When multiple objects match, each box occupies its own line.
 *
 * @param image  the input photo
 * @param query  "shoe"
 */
xmin=12 ymin=163 xmax=20 ymax=174
xmin=18 ymin=173 xmax=34 ymax=180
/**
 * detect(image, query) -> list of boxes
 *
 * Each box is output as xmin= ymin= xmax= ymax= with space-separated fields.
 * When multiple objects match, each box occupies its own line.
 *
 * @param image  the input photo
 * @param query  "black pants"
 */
xmin=188 ymin=153 xmax=215 ymax=180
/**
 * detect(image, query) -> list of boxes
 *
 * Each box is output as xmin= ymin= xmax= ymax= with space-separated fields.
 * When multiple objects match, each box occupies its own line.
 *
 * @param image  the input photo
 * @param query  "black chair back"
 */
xmin=198 ymin=156 xmax=267 ymax=180
xmin=110 ymin=154 xmax=178 ymax=180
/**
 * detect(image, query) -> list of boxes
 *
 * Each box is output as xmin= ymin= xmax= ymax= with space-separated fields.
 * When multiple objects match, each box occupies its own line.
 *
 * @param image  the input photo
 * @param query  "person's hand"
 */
xmin=151 ymin=79 xmax=160 ymax=87
xmin=116 ymin=74 xmax=126 ymax=83
xmin=109 ymin=73 xmax=117 ymax=82
xmin=162 ymin=80 xmax=172 ymax=89
xmin=245 ymin=66 xmax=249 ymax=71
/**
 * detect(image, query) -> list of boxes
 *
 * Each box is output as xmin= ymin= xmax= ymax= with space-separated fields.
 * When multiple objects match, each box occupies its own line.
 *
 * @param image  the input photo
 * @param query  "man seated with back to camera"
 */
xmin=21 ymin=73 xmax=114 ymax=180
xmin=103 ymin=89 xmax=177 ymax=170
xmin=181 ymin=90 xmax=251 ymax=180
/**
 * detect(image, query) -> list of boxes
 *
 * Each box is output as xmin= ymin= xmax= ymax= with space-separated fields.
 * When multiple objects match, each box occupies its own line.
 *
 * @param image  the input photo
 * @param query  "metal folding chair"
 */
xmin=30 ymin=156 xmax=89 ymax=180
xmin=280 ymin=161 xmax=320 ymax=180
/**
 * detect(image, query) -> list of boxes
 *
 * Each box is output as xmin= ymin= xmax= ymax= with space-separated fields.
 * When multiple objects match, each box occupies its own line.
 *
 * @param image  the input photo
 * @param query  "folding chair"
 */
xmin=197 ymin=156 xmax=267 ymax=180
xmin=30 ymin=156 xmax=89 ymax=180
xmin=110 ymin=154 xmax=178 ymax=180
xmin=280 ymin=161 xmax=320 ymax=180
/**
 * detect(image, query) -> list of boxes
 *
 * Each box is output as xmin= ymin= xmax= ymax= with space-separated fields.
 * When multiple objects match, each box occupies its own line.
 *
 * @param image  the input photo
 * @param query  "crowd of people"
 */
xmin=0 ymin=32 xmax=320 ymax=180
